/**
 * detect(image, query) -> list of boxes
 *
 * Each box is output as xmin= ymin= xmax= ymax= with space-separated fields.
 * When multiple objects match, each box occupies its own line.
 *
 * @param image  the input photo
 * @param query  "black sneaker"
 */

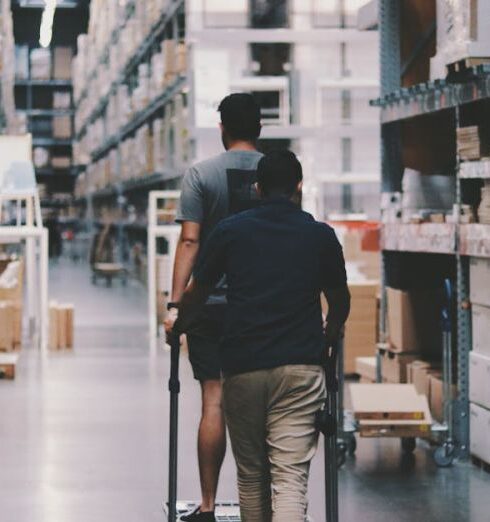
xmin=180 ymin=506 xmax=216 ymax=522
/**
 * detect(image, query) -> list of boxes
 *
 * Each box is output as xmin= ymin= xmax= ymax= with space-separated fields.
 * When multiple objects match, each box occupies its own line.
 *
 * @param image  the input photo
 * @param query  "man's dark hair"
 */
xmin=257 ymin=150 xmax=303 ymax=197
xmin=218 ymin=93 xmax=261 ymax=141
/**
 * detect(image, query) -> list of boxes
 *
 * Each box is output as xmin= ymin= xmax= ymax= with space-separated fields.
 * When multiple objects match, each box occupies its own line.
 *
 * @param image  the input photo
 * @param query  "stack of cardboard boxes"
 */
xmin=344 ymin=282 xmax=379 ymax=374
xmin=383 ymin=287 xmax=451 ymax=422
xmin=469 ymin=257 xmax=490 ymax=465
xmin=0 ymin=258 xmax=23 ymax=353
xmin=49 ymin=302 xmax=75 ymax=350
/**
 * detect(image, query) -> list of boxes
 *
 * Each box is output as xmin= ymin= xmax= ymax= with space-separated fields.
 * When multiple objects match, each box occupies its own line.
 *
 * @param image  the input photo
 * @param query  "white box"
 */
xmin=472 ymin=305 xmax=490 ymax=357
xmin=470 ymin=257 xmax=490 ymax=307
xmin=470 ymin=402 xmax=490 ymax=464
xmin=469 ymin=352 xmax=490 ymax=410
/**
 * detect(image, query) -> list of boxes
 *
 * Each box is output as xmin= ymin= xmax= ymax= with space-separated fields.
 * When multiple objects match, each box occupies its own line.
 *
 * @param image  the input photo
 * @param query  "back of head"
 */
xmin=218 ymin=93 xmax=261 ymax=142
xmin=257 ymin=150 xmax=303 ymax=198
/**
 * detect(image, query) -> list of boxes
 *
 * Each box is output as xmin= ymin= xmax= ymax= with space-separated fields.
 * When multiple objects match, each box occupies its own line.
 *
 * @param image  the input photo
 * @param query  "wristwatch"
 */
xmin=167 ymin=302 xmax=180 ymax=311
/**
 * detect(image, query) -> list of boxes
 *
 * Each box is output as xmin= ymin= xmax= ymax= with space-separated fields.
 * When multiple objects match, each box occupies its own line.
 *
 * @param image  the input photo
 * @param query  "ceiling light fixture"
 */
xmin=39 ymin=0 xmax=57 ymax=48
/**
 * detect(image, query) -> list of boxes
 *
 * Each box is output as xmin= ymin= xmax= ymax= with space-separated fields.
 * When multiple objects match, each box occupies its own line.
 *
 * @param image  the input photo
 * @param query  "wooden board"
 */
xmin=350 ymin=383 xmax=428 ymax=421
xmin=0 ymin=353 xmax=18 ymax=379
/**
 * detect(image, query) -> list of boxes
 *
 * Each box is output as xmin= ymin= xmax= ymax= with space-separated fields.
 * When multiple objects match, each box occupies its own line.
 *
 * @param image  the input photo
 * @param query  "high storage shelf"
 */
xmin=377 ymin=0 xmax=490 ymax=459
xmin=73 ymin=0 xmax=186 ymax=205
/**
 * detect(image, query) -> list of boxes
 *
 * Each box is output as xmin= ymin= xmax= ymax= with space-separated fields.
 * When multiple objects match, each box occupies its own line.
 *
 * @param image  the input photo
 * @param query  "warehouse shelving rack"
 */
xmin=375 ymin=0 xmax=490 ymax=461
xmin=73 ymin=0 xmax=187 ymax=267
xmin=14 ymin=61 xmax=74 ymax=191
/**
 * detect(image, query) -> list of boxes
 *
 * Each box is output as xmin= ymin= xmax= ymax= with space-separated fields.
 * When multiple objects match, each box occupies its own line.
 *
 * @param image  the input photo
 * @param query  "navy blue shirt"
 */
xmin=194 ymin=198 xmax=347 ymax=376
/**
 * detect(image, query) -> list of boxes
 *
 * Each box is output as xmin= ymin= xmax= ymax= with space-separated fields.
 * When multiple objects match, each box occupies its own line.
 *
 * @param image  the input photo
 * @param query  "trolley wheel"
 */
xmin=347 ymin=433 xmax=357 ymax=455
xmin=401 ymin=437 xmax=416 ymax=454
xmin=433 ymin=444 xmax=455 ymax=468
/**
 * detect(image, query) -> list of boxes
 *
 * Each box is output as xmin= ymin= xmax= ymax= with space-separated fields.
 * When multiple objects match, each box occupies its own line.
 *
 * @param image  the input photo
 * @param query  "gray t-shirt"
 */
xmin=176 ymin=149 xmax=263 ymax=301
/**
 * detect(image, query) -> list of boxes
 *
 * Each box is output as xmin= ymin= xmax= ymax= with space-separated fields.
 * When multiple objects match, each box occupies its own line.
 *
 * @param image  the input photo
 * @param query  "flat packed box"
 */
xmin=359 ymin=396 xmax=432 ymax=438
xmin=387 ymin=287 xmax=442 ymax=355
xmin=470 ymin=403 xmax=490 ymax=465
xmin=350 ymin=383 xmax=427 ymax=421
xmin=49 ymin=302 xmax=74 ymax=350
xmin=470 ymin=258 xmax=490 ymax=307
xmin=472 ymin=305 xmax=490 ymax=357
xmin=469 ymin=351 xmax=490 ymax=410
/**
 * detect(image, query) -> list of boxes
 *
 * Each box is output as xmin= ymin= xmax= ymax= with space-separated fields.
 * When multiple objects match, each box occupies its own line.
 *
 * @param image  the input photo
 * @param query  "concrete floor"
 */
xmin=0 ymin=260 xmax=489 ymax=522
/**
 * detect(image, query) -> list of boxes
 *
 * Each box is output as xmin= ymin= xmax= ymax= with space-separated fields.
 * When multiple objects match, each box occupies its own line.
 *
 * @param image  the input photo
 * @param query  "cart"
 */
xmin=337 ymin=279 xmax=457 ymax=467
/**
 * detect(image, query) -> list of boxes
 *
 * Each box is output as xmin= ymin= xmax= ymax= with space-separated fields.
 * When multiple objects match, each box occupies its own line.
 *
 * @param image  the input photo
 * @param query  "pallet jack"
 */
xmin=164 ymin=331 xmax=340 ymax=522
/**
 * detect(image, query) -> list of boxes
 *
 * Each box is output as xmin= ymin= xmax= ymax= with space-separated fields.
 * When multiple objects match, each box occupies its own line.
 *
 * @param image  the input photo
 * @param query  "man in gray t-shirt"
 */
xmin=165 ymin=94 xmax=262 ymax=522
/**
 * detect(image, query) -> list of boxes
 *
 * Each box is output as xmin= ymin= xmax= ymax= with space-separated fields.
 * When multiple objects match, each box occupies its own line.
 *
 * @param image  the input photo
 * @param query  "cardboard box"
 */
xmin=407 ymin=360 xmax=439 ymax=397
xmin=469 ymin=351 xmax=490 ymax=410
xmin=470 ymin=402 xmax=490 ymax=464
xmin=380 ymin=349 xmax=418 ymax=383
xmin=53 ymin=116 xmax=72 ymax=138
xmin=358 ymin=394 xmax=432 ymax=438
xmin=30 ymin=48 xmax=51 ymax=80
xmin=472 ymin=305 xmax=490 ymax=357
xmin=351 ymin=383 xmax=429 ymax=421
xmin=49 ymin=302 xmax=59 ymax=350
xmin=387 ymin=287 xmax=442 ymax=355
xmin=53 ymin=47 xmax=73 ymax=80
xmin=343 ymin=282 xmax=379 ymax=373
xmin=0 ymin=302 xmax=15 ymax=351
xmin=429 ymin=373 xmax=458 ymax=423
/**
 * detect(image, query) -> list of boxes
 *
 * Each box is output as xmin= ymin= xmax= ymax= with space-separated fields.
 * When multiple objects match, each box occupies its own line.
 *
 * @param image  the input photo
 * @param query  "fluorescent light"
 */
xmin=39 ymin=0 xmax=57 ymax=48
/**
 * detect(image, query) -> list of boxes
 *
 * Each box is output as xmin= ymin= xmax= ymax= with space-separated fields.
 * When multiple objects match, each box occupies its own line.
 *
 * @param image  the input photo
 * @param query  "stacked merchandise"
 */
xmin=30 ymin=48 xmax=51 ymax=80
xmin=0 ymin=257 xmax=23 ymax=352
xmin=0 ymin=0 xmax=20 ymax=132
xmin=53 ymin=47 xmax=72 ymax=80
xmin=478 ymin=182 xmax=490 ymax=224
xmin=469 ymin=258 xmax=490 ymax=465
xmin=323 ymin=281 xmax=378 ymax=375
xmin=457 ymin=127 xmax=482 ymax=161
xmin=49 ymin=302 xmax=74 ymax=350
xmin=382 ymin=287 xmax=452 ymax=422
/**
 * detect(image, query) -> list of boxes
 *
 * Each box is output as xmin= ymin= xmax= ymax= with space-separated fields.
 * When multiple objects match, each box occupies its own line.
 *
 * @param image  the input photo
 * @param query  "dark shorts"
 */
xmin=187 ymin=304 xmax=226 ymax=381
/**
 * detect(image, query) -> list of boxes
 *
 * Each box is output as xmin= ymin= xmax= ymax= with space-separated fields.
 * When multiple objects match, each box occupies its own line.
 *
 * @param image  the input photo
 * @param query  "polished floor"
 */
xmin=0 ymin=260 xmax=489 ymax=522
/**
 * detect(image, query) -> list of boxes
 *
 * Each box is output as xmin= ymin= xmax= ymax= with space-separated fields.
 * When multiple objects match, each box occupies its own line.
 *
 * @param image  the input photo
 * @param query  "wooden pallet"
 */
xmin=0 ymin=353 xmax=19 ymax=380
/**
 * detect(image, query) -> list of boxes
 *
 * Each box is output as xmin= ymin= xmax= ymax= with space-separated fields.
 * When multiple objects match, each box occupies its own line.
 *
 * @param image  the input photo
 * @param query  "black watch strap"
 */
xmin=167 ymin=302 xmax=179 ymax=311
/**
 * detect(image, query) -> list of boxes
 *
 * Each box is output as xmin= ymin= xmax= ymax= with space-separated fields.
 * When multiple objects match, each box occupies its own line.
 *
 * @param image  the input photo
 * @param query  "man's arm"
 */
xmin=171 ymin=221 xmax=201 ymax=302
xmin=167 ymin=223 xmax=228 ymax=334
xmin=323 ymin=286 xmax=351 ymax=347
xmin=174 ymin=279 xmax=214 ymax=333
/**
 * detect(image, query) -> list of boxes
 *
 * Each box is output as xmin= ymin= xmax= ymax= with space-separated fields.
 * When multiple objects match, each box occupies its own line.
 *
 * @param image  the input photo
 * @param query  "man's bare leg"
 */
xmin=198 ymin=379 xmax=226 ymax=512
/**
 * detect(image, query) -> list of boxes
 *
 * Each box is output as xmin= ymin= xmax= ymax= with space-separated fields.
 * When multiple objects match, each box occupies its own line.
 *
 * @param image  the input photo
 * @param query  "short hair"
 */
xmin=257 ymin=150 xmax=303 ymax=197
xmin=218 ymin=93 xmax=261 ymax=141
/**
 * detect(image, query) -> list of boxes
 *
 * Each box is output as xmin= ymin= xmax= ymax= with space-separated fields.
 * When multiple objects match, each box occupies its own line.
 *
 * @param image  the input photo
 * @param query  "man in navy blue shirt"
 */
xmin=168 ymin=151 xmax=350 ymax=521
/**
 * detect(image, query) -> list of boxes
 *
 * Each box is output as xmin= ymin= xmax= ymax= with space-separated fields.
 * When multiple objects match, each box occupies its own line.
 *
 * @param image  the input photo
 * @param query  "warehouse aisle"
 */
xmin=0 ymin=261 xmax=489 ymax=522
